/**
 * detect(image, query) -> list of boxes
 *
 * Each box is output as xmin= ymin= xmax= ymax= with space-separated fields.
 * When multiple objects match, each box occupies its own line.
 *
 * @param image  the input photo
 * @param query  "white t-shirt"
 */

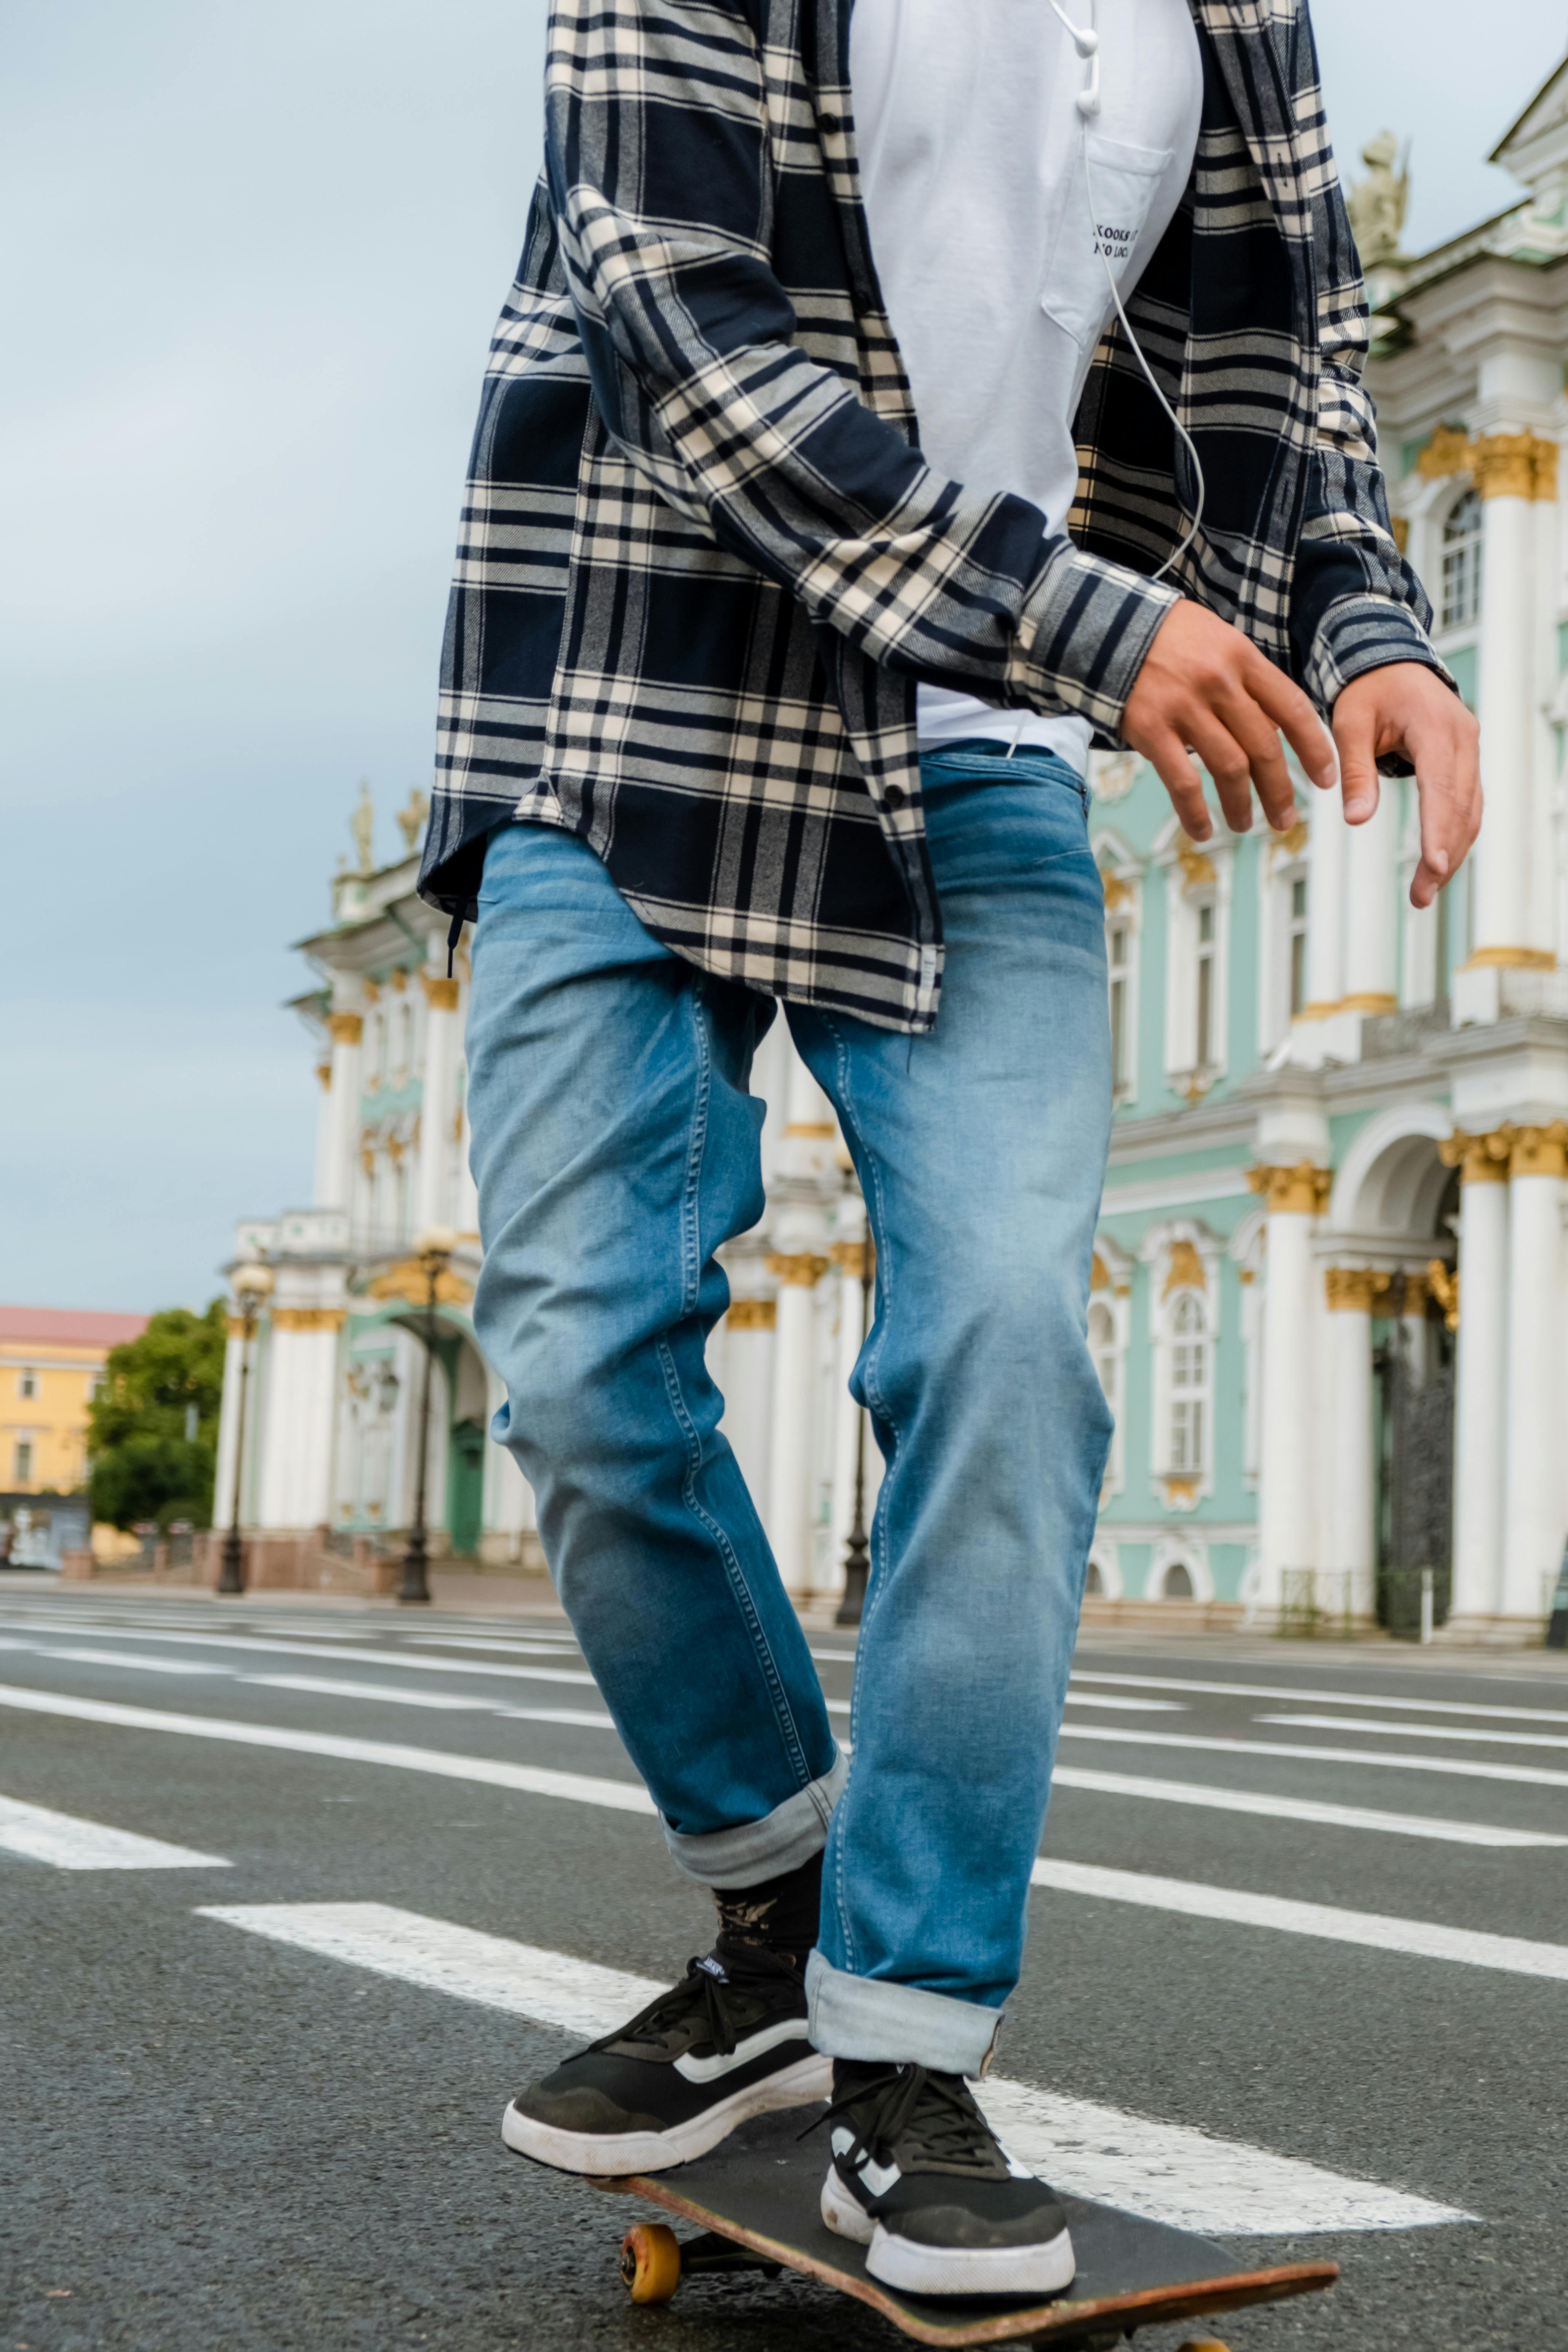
xmin=850 ymin=0 xmax=1204 ymax=769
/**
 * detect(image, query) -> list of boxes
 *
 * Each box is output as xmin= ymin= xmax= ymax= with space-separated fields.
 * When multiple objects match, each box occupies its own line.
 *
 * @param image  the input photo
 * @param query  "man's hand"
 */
xmin=1121 ymin=600 xmax=1338 ymax=841
xmin=1334 ymin=663 xmax=1482 ymax=908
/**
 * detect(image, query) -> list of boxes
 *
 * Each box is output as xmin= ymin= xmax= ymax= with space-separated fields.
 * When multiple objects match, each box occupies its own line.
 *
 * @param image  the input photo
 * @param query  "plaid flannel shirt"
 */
xmin=420 ymin=0 xmax=1444 ymax=1032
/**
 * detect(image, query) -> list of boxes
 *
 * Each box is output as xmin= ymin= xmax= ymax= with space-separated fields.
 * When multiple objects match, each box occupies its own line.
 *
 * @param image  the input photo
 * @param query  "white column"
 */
xmin=1254 ymin=1163 xmax=1328 ymax=1612
xmin=254 ymin=1317 xmax=342 ymax=1530
xmin=1302 ymin=798 xmax=1345 ymax=1017
xmin=1450 ymin=1137 xmax=1510 ymax=1626
xmin=213 ymin=1321 xmax=248 ymax=1536
xmin=1502 ymin=1128 xmax=1566 ymax=1624
xmin=766 ymin=1227 xmax=829 ymax=1595
xmin=1341 ymin=790 xmax=1398 ymax=1014
xmin=415 ymin=973 xmax=462 ymax=1235
xmin=312 ymin=1056 xmax=336 ymax=1204
xmin=1322 ymin=1271 xmax=1377 ymax=1618
xmin=318 ymin=1004 xmax=364 ymax=1210
xmin=718 ymin=1264 xmax=777 ymax=1522
xmin=1469 ymin=442 xmax=1546 ymax=965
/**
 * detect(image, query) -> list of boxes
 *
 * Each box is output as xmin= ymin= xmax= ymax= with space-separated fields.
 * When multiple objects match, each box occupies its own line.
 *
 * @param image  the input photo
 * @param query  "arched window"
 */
xmin=1163 ymin=1560 xmax=1195 ymax=1599
xmin=1085 ymin=1561 xmax=1105 ymax=1596
xmin=1089 ymin=1299 xmax=1118 ymax=1407
xmin=1168 ymin=1291 xmax=1209 ymax=1473
xmin=1440 ymin=489 xmax=1482 ymax=632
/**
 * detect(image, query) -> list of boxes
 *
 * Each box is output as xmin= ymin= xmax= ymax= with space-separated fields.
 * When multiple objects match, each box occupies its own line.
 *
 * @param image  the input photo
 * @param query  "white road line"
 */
xmin=0 ymin=1685 xmax=656 ymax=1814
xmin=1070 ymin=1670 xmax=1568 ymax=1728
xmin=1063 ymin=1695 xmax=1186 ymax=1713
xmin=1030 ymin=1859 xmax=1568 ymax=1981
xmin=1263 ymin=1714 xmax=1568 ymax=1753
xmin=494 ymin=1706 xmax=619 ymax=1730
xmin=196 ymin=1901 xmax=1468 ymax=2235
xmin=0 ymin=1793 xmax=229 ymax=1872
xmin=2 ymin=1683 xmax=1551 ymax=1846
xmin=1058 ymin=1721 xmax=1568 ymax=1791
xmin=41 ymin=1647 xmax=235 ymax=1676
xmin=1050 ymin=1766 xmax=1563 ymax=1846
xmin=412 ymin=1637 xmax=580 ymax=1657
xmin=6 ymin=1626 xmax=600 ymax=1687
xmin=246 ymin=1676 xmax=497 ymax=1711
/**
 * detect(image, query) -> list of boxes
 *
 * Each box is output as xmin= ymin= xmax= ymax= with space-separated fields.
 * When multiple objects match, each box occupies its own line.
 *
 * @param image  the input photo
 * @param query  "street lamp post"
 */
xmin=217 ymin=1262 xmax=275 ymax=1597
xmin=836 ymin=1240 xmax=875 ymax=1629
xmin=399 ymin=1229 xmax=455 ymax=1607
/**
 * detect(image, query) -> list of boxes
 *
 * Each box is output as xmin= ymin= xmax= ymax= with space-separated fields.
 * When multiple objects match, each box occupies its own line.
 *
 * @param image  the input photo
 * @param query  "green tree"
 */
xmin=87 ymin=1302 xmax=228 ymax=1530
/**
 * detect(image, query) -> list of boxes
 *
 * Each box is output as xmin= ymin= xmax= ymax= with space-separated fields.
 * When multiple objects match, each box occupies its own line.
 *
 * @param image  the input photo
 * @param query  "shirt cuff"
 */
xmin=1008 ymin=545 xmax=1179 ymax=735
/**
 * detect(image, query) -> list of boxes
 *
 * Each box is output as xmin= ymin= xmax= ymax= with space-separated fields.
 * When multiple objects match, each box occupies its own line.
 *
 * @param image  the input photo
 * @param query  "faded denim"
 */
xmin=466 ymin=743 xmax=1113 ymax=2074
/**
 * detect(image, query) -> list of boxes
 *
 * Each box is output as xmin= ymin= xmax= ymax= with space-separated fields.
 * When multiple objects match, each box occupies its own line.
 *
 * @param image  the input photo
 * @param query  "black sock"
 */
xmin=713 ymin=1849 xmax=824 ymax=1970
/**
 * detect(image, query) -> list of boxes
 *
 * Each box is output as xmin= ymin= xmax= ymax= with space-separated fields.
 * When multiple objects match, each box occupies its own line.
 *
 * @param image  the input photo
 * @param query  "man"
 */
xmin=419 ymin=0 xmax=1479 ymax=2299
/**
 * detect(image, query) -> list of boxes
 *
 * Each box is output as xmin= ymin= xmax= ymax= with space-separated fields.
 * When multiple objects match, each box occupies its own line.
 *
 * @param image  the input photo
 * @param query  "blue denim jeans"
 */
xmin=467 ymin=743 xmax=1113 ymax=2074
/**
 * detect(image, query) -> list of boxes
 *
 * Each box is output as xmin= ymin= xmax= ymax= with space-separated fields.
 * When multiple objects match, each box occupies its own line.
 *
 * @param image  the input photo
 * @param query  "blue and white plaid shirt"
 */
xmin=420 ymin=0 xmax=1442 ymax=1032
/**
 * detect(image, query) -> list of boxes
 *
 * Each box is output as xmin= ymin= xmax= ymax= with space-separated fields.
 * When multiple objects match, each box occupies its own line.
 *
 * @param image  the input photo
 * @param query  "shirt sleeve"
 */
xmin=544 ymin=0 xmax=1178 ymax=734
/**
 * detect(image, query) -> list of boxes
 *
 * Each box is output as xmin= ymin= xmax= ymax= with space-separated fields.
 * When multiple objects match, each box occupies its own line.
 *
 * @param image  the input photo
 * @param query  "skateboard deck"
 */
xmin=595 ymin=2112 xmax=1338 ymax=2346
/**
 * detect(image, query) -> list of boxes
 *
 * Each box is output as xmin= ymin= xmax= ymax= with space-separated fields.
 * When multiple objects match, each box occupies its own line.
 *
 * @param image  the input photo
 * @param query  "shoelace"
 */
xmin=590 ymin=1947 xmax=792 ymax=2062
xmin=806 ymin=2063 xmax=1003 ymax=2178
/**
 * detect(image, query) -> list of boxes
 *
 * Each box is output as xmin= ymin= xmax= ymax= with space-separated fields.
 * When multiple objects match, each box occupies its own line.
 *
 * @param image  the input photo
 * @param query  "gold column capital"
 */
xmin=271 ymin=1307 xmax=348 ymax=1332
xmin=327 ymin=1011 xmax=364 ymax=1046
xmin=1509 ymin=1122 xmax=1568 ymax=1179
xmin=1459 ymin=945 xmax=1557 ymax=972
xmin=1247 ymin=1161 xmax=1332 ymax=1215
xmin=828 ymin=1239 xmax=875 ymax=1278
xmin=1471 ymin=429 xmax=1558 ymax=503
xmin=766 ymin=1251 xmax=831 ymax=1288
xmin=726 ymin=1298 xmax=777 ymax=1331
xmin=420 ymin=972 xmax=461 ymax=1011
xmin=316 ymin=1061 xmax=332 ymax=1091
xmin=1325 ymin=1268 xmax=1380 ymax=1313
xmin=1439 ymin=1128 xmax=1511 ymax=1183
xmin=1415 ymin=424 xmax=1475 ymax=482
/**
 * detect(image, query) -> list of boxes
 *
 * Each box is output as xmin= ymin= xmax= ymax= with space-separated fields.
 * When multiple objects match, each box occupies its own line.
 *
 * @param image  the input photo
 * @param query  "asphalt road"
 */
xmin=2 ymin=1581 xmax=1565 ymax=2352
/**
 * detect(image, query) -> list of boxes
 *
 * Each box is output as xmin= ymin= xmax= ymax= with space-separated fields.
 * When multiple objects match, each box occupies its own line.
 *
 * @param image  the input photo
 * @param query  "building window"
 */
xmin=1108 ymin=917 xmax=1133 ymax=1092
xmin=1288 ymin=876 xmax=1308 ymax=1018
xmin=1168 ymin=1291 xmax=1209 ymax=1473
xmin=1440 ymin=489 xmax=1482 ymax=632
xmin=14 ymin=1439 xmax=33 ymax=1482
xmin=18 ymin=1370 xmax=37 ymax=1400
xmin=1194 ymin=901 xmax=1217 ymax=1071
xmin=1163 ymin=1560 xmax=1195 ymax=1599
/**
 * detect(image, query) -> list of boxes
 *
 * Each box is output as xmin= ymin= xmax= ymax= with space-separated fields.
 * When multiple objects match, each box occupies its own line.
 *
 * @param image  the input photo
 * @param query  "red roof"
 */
xmin=0 ymin=1307 xmax=151 ymax=1349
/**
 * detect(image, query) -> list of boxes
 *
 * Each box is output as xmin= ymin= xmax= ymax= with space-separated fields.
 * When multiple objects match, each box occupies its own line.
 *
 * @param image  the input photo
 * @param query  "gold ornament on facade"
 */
xmin=365 ymin=1259 xmax=475 ymax=1307
xmin=421 ymin=972 xmax=461 ymax=1010
xmin=396 ymin=788 xmax=431 ymax=852
xmin=1090 ymin=1252 xmax=1109 ymax=1291
xmin=1339 ymin=990 xmax=1399 ymax=1015
xmin=389 ymin=967 xmax=408 ymax=993
xmin=1508 ymin=1123 xmax=1568 ymax=1179
xmin=1100 ymin=867 xmax=1132 ymax=910
xmin=1246 ymin=1162 xmax=1332 ymax=1215
xmin=1162 ymin=1475 xmax=1199 ymax=1506
xmin=828 ymin=1238 xmax=876 ymax=1278
xmin=1324 ymin=1267 xmax=1381 ymax=1313
xmin=765 ymin=1251 xmax=832 ymax=1288
xmin=1470 ymin=431 xmax=1558 ymax=504
xmin=327 ymin=1011 xmax=364 ymax=1046
xmin=726 ymin=1298 xmax=778 ymax=1331
xmin=1175 ymin=840 xmax=1217 ymax=891
xmin=1162 ymin=1239 xmax=1208 ymax=1297
xmin=315 ymin=1061 xmax=332 ymax=1091
xmin=1427 ymin=1260 xmax=1460 ymax=1333
xmin=1415 ymin=424 xmax=1474 ymax=482
xmin=1438 ymin=1128 xmax=1511 ymax=1184
xmin=270 ymin=1307 xmax=348 ymax=1332
xmin=1274 ymin=819 xmax=1308 ymax=858
xmin=362 ymin=977 xmax=382 ymax=1004
xmin=1460 ymin=945 xmax=1556 ymax=972
xmin=1391 ymin=515 xmax=1410 ymax=555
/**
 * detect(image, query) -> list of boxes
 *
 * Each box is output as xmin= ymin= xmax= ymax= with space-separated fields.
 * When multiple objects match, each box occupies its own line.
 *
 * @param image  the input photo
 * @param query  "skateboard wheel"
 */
xmin=621 ymin=2222 xmax=682 ymax=2304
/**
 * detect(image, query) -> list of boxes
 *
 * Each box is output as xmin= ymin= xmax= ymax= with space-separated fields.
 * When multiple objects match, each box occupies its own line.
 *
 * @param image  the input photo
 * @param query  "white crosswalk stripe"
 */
xmin=195 ymin=1900 xmax=1471 ymax=2236
xmin=1057 ymin=1720 xmax=1568 ymax=1791
xmin=1030 ymin=1859 xmax=1568 ymax=1980
xmin=0 ymin=1793 xmax=229 ymax=1871
xmin=1050 ymin=1766 xmax=1562 ymax=1845
xmin=1069 ymin=1670 xmax=1568 ymax=1726
xmin=1263 ymin=1713 xmax=1568 ymax=1752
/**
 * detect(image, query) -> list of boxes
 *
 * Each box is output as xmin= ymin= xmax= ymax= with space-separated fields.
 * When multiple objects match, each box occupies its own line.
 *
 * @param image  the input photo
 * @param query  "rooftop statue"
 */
xmin=350 ymin=780 xmax=375 ymax=876
xmin=396 ymin=788 xmax=431 ymax=854
xmin=1348 ymin=129 xmax=1410 ymax=267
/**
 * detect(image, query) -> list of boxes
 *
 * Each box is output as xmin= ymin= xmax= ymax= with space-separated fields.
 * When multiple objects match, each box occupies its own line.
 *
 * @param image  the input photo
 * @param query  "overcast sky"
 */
xmin=4 ymin=0 xmax=1564 ymax=1313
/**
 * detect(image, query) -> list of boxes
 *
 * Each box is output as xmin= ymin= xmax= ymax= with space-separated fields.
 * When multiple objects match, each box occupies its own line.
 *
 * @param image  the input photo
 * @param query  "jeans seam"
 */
xmin=657 ymin=984 xmax=814 ymax=1793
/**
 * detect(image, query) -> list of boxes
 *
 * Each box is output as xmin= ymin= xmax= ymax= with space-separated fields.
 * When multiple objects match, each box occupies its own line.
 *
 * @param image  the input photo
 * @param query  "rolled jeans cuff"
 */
xmin=805 ymin=1950 xmax=1003 ymax=2078
xmin=661 ymin=1748 xmax=849 ymax=1888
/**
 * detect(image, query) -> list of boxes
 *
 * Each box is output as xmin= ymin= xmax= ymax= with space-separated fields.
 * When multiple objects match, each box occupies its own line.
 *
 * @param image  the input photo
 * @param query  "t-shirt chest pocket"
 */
xmin=1040 ymin=131 xmax=1172 ymax=350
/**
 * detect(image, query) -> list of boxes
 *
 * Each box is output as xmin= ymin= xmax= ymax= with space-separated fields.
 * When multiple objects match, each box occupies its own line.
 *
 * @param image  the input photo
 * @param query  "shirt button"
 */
xmin=883 ymin=785 xmax=905 ymax=811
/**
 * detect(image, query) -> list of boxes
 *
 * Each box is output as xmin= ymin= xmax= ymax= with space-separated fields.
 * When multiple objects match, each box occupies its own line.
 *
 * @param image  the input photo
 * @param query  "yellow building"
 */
xmin=0 ymin=1306 xmax=148 ymax=1497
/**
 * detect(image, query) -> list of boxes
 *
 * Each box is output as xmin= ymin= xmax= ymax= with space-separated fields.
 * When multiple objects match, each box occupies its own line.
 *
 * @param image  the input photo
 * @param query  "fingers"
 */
xmin=1407 ymin=704 xmax=1483 ymax=910
xmin=1332 ymin=691 xmax=1381 ymax=827
xmin=1182 ymin=709 xmax=1265 ymax=835
xmin=1143 ymin=732 xmax=1214 ymax=842
xmin=1241 ymin=649 xmax=1340 ymax=792
xmin=1209 ymin=685 xmax=1298 ymax=832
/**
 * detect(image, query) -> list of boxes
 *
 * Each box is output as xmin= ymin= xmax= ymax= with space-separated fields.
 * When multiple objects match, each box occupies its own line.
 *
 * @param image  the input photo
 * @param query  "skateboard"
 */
xmin=594 ymin=2111 xmax=1338 ymax=2347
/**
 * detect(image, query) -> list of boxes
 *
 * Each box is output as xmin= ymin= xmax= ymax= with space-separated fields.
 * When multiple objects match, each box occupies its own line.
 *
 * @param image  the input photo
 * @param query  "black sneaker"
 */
xmin=502 ymin=1945 xmax=830 ymax=2175
xmin=819 ymin=2061 xmax=1075 ymax=2297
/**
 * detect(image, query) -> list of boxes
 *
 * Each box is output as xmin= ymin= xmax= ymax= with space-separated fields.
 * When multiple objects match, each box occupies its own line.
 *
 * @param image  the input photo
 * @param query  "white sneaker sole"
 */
xmin=501 ymin=2050 xmax=832 ymax=2177
xmin=822 ymin=2165 xmax=1076 ymax=2298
